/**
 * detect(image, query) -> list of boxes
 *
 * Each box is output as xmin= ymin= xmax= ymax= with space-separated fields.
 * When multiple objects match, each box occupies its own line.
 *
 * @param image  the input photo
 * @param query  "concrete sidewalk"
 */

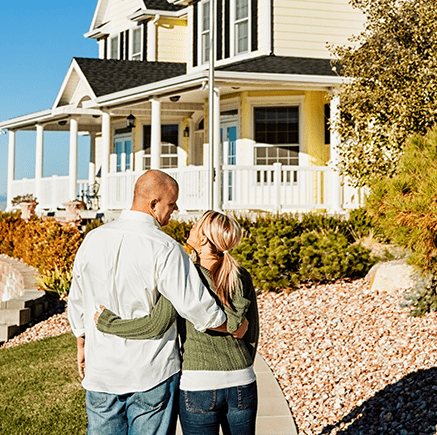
xmin=176 ymin=353 xmax=299 ymax=434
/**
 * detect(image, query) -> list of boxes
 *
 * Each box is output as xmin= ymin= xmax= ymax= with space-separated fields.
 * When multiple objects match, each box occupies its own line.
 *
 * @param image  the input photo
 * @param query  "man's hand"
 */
xmin=232 ymin=317 xmax=249 ymax=339
xmin=76 ymin=336 xmax=85 ymax=379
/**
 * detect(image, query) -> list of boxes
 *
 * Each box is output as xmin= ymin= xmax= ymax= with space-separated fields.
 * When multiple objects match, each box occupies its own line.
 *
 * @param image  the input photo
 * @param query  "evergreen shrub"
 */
xmin=366 ymin=128 xmax=437 ymax=315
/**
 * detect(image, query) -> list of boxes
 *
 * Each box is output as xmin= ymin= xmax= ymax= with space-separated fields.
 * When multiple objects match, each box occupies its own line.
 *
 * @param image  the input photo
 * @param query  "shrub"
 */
xmin=163 ymin=219 xmax=194 ymax=244
xmin=35 ymin=265 xmax=72 ymax=298
xmin=366 ymin=128 xmax=437 ymax=315
xmin=298 ymin=231 xmax=377 ymax=283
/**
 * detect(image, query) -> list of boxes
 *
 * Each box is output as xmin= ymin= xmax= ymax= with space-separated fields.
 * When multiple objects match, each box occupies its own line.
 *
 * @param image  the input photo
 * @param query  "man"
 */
xmin=68 ymin=170 xmax=227 ymax=435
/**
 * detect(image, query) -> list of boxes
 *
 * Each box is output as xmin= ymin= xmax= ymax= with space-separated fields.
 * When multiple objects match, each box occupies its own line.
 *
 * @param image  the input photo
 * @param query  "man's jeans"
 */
xmin=85 ymin=373 xmax=179 ymax=435
xmin=178 ymin=381 xmax=258 ymax=435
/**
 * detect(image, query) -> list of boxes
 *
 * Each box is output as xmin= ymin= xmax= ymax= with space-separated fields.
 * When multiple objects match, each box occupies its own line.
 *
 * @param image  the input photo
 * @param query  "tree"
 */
xmin=331 ymin=0 xmax=437 ymax=187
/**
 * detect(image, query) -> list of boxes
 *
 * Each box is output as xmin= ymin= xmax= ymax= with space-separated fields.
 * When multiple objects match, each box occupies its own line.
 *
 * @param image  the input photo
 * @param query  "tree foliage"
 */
xmin=331 ymin=0 xmax=437 ymax=186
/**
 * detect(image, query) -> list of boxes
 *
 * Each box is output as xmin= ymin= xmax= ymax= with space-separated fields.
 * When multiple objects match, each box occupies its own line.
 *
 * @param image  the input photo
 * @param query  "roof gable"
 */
xmin=53 ymin=59 xmax=97 ymax=109
xmin=74 ymin=58 xmax=186 ymax=97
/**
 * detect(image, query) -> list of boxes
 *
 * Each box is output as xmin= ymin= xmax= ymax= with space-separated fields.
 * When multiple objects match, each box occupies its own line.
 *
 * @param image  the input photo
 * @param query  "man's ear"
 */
xmin=150 ymin=198 xmax=159 ymax=211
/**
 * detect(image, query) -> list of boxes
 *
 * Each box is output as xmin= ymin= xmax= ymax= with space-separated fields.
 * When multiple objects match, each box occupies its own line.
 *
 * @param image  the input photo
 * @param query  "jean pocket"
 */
xmin=134 ymin=381 xmax=171 ymax=412
xmin=183 ymin=390 xmax=216 ymax=413
xmin=86 ymin=390 xmax=107 ymax=408
xmin=237 ymin=382 xmax=257 ymax=410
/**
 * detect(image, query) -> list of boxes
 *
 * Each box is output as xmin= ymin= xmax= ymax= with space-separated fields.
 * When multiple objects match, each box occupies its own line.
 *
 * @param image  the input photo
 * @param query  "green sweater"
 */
xmin=97 ymin=265 xmax=259 ymax=372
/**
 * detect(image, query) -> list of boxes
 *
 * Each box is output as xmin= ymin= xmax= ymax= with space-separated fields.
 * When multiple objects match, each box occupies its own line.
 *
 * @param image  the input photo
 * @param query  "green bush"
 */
xmin=35 ymin=266 xmax=72 ymax=298
xmin=298 ymin=231 xmax=377 ymax=282
xmin=366 ymin=128 xmax=437 ymax=315
xmin=163 ymin=218 xmax=194 ymax=244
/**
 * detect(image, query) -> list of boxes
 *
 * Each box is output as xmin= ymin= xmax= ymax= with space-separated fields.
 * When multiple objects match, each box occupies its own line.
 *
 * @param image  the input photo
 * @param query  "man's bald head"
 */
xmin=131 ymin=170 xmax=179 ymax=225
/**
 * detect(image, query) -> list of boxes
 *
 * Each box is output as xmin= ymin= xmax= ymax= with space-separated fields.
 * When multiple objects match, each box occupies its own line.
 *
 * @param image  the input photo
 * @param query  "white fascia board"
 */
xmin=129 ymin=8 xmax=187 ymax=21
xmin=88 ymin=0 xmax=109 ymax=34
xmin=52 ymin=59 xmax=97 ymax=110
xmin=84 ymin=71 xmax=209 ymax=108
xmin=214 ymin=71 xmax=344 ymax=88
xmin=0 ymin=110 xmax=53 ymax=130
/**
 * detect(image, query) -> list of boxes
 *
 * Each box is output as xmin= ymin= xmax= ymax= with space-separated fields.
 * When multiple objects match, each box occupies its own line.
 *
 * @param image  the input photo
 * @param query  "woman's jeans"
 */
xmin=179 ymin=381 xmax=258 ymax=435
xmin=85 ymin=373 xmax=179 ymax=435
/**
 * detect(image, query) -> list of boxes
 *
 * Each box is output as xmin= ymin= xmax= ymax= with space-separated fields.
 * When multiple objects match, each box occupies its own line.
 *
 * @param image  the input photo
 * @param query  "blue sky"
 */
xmin=0 ymin=1 xmax=99 ymax=203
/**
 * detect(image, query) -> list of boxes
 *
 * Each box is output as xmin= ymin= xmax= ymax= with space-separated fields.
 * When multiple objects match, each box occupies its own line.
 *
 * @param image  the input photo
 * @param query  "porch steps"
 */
xmin=0 ymin=256 xmax=48 ymax=345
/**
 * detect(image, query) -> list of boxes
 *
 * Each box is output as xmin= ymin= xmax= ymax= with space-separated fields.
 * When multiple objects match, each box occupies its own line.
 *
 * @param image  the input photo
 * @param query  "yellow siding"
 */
xmin=303 ymin=91 xmax=328 ymax=166
xmin=157 ymin=18 xmax=188 ymax=63
xmin=273 ymin=0 xmax=365 ymax=59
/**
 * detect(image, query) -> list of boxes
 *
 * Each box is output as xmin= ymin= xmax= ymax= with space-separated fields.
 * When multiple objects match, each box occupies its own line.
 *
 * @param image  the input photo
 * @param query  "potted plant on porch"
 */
xmin=11 ymin=194 xmax=38 ymax=222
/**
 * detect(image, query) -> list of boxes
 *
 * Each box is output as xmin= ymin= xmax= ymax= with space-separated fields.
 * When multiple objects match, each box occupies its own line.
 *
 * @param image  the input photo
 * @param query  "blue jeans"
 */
xmin=85 ymin=373 xmax=179 ymax=435
xmin=178 ymin=381 xmax=258 ymax=435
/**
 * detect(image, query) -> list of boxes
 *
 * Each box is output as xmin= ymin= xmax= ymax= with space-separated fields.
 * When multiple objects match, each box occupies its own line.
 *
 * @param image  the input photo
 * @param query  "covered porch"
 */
xmin=2 ymin=57 xmax=365 ymax=216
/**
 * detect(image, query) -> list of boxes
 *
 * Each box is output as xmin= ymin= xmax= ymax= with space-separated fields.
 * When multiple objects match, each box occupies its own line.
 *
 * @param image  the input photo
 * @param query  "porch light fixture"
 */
xmin=58 ymin=120 xmax=68 ymax=126
xmin=169 ymin=95 xmax=180 ymax=102
xmin=183 ymin=126 xmax=190 ymax=137
xmin=127 ymin=114 xmax=136 ymax=128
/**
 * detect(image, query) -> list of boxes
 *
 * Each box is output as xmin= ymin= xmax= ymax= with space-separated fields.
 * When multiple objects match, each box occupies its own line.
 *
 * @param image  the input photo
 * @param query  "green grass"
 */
xmin=0 ymin=334 xmax=87 ymax=434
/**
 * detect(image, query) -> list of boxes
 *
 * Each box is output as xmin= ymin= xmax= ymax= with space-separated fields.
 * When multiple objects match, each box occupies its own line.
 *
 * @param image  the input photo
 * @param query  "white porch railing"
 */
xmin=9 ymin=165 xmax=366 ymax=213
xmin=11 ymin=177 xmax=88 ymax=210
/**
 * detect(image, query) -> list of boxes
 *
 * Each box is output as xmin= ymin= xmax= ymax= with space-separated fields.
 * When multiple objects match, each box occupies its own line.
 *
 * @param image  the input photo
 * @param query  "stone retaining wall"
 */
xmin=0 ymin=255 xmax=47 ymax=343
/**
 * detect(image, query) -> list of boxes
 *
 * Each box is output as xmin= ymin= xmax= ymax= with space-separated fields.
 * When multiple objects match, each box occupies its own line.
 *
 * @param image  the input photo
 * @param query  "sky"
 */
xmin=0 ymin=1 xmax=100 ymax=204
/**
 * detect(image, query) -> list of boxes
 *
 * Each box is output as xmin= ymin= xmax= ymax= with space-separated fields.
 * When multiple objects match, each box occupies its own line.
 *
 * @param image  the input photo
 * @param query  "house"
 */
xmin=0 ymin=0 xmax=366 ymax=216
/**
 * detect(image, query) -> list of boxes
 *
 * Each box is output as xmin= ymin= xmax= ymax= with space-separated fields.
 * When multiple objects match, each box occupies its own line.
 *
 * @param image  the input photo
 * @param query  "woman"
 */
xmin=94 ymin=211 xmax=259 ymax=435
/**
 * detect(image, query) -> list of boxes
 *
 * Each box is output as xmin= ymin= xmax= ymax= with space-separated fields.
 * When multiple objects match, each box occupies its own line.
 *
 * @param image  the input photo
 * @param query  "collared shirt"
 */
xmin=68 ymin=210 xmax=226 ymax=394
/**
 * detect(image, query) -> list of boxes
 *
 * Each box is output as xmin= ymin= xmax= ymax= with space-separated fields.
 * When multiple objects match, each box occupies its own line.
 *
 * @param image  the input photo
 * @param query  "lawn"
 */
xmin=0 ymin=334 xmax=87 ymax=434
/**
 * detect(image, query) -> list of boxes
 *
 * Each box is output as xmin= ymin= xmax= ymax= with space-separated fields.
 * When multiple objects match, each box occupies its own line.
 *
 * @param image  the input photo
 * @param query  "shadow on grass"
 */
xmin=319 ymin=368 xmax=437 ymax=435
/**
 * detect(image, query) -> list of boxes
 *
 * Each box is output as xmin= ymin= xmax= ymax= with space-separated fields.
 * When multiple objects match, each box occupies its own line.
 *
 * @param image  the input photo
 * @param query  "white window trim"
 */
xmin=233 ymin=0 xmax=251 ymax=57
xmin=110 ymin=35 xmax=119 ymax=60
xmin=199 ymin=0 xmax=211 ymax=65
xmin=131 ymin=26 xmax=143 ymax=61
xmin=250 ymin=96 xmax=305 ymax=167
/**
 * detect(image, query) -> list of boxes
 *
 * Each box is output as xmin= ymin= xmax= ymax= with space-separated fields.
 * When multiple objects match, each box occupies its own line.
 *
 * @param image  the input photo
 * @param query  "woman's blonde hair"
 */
xmin=196 ymin=211 xmax=243 ymax=310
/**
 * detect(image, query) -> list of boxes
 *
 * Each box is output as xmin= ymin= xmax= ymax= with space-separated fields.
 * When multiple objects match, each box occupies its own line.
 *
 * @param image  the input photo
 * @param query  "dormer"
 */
xmin=85 ymin=0 xmax=188 ymax=62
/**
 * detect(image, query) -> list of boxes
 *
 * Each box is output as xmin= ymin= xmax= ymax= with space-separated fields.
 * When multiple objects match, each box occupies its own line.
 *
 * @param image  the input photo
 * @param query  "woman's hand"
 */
xmin=93 ymin=305 xmax=106 ymax=326
xmin=232 ymin=317 xmax=249 ymax=339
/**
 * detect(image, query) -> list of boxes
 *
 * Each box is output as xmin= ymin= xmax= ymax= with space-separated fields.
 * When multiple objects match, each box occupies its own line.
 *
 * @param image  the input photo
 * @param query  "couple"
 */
xmin=68 ymin=169 xmax=259 ymax=435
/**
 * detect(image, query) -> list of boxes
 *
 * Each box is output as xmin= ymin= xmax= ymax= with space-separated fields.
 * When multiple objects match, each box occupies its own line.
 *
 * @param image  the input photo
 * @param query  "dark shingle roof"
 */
xmin=218 ymin=55 xmax=337 ymax=77
xmin=143 ymin=0 xmax=185 ymax=12
xmin=74 ymin=58 xmax=187 ymax=97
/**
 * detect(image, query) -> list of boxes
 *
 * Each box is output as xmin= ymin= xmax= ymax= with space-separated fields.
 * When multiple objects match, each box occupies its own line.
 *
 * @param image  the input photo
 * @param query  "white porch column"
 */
xmin=151 ymin=98 xmax=161 ymax=169
xmin=329 ymin=95 xmax=343 ymax=213
xmin=35 ymin=124 xmax=44 ymax=205
xmin=100 ymin=111 xmax=111 ymax=210
xmin=213 ymin=88 xmax=221 ymax=211
xmin=69 ymin=117 xmax=78 ymax=201
xmin=6 ymin=129 xmax=16 ymax=211
xmin=89 ymin=132 xmax=96 ymax=185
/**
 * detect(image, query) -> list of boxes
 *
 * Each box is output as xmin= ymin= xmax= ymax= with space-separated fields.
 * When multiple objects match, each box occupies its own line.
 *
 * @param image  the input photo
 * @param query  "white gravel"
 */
xmin=2 ymin=279 xmax=437 ymax=435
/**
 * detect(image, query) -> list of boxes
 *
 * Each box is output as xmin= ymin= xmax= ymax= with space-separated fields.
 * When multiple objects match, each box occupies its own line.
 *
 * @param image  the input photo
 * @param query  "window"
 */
xmin=201 ymin=1 xmax=210 ymax=63
xmin=114 ymin=135 xmax=133 ymax=172
xmin=132 ymin=28 xmax=142 ymax=61
xmin=254 ymin=106 xmax=300 ymax=166
xmin=235 ymin=0 xmax=249 ymax=54
xmin=110 ymin=36 xmax=119 ymax=59
xmin=143 ymin=125 xmax=179 ymax=169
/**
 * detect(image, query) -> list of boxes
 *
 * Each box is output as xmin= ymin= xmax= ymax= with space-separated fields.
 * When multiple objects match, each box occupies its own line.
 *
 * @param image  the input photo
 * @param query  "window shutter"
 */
xmin=224 ymin=0 xmax=230 ymax=59
xmin=217 ymin=0 xmax=223 ymax=60
xmin=193 ymin=3 xmax=198 ymax=67
xmin=125 ymin=30 xmax=129 ymax=60
xmin=251 ymin=0 xmax=258 ymax=52
xmin=143 ymin=22 xmax=148 ymax=61
xmin=120 ymin=32 xmax=124 ymax=59
xmin=103 ymin=37 xmax=108 ymax=60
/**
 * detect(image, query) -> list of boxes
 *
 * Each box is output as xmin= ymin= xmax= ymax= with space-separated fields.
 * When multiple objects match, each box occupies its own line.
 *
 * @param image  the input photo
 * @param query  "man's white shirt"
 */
xmin=68 ymin=210 xmax=226 ymax=394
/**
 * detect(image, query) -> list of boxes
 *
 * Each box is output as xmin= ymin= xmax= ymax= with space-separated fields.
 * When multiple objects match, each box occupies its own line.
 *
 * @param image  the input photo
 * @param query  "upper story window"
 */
xmin=201 ymin=1 xmax=210 ymax=63
xmin=132 ymin=28 xmax=142 ymax=61
xmin=235 ymin=0 xmax=249 ymax=54
xmin=195 ymin=0 xmax=257 ymax=66
xmin=110 ymin=36 xmax=119 ymax=59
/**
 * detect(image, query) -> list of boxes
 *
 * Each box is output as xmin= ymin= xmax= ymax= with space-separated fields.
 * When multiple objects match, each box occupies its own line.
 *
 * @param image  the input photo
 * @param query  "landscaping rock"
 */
xmin=366 ymin=259 xmax=416 ymax=295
